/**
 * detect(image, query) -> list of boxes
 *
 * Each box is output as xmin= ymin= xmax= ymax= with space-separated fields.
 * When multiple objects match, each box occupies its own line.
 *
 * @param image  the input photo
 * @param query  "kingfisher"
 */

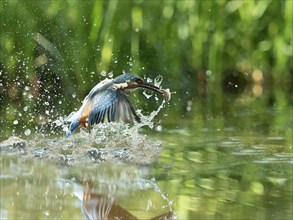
xmin=66 ymin=73 xmax=170 ymax=136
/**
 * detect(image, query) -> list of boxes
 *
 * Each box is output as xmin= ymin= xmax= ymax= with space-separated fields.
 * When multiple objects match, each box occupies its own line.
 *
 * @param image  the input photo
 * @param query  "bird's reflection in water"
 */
xmin=81 ymin=181 xmax=174 ymax=220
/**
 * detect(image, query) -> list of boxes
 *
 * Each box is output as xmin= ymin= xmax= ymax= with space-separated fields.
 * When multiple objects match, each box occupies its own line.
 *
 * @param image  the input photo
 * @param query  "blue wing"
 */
xmin=88 ymin=87 xmax=140 ymax=126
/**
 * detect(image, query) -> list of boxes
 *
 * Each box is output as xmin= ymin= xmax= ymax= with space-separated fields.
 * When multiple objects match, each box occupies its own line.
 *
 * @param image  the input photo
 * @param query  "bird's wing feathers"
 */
xmin=88 ymin=87 xmax=140 ymax=126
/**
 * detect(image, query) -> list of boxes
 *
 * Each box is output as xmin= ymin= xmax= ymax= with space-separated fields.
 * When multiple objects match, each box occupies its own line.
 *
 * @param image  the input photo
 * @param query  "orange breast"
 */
xmin=79 ymin=101 xmax=91 ymax=128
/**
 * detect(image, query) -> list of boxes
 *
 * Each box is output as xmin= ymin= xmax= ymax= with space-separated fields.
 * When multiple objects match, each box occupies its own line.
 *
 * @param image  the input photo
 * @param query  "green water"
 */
xmin=1 ymin=104 xmax=292 ymax=220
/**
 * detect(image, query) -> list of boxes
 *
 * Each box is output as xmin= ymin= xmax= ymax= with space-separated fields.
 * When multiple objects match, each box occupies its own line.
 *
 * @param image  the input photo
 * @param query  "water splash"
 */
xmin=154 ymin=75 xmax=163 ymax=87
xmin=62 ymin=74 xmax=170 ymax=139
xmin=1 ymin=70 xmax=171 ymax=164
xmin=2 ymin=96 xmax=168 ymax=165
xmin=137 ymin=100 xmax=166 ymax=130
xmin=143 ymin=90 xmax=153 ymax=99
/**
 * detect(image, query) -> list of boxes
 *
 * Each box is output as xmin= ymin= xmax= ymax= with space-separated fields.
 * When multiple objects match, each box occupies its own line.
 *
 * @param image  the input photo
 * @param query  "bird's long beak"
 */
xmin=134 ymin=81 xmax=163 ymax=94
xmin=127 ymin=81 xmax=171 ymax=101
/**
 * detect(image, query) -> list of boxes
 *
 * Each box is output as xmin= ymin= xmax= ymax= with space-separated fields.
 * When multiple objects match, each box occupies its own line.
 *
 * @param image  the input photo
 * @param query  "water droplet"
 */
xmin=13 ymin=120 xmax=18 ymax=125
xmin=155 ymin=125 xmax=162 ymax=132
xmin=24 ymin=129 xmax=31 ymax=136
xmin=54 ymin=119 xmax=63 ymax=127
xmin=108 ymin=71 xmax=113 ymax=78
xmin=146 ymin=77 xmax=153 ymax=83
xmin=154 ymin=75 xmax=163 ymax=87
xmin=186 ymin=100 xmax=192 ymax=111
xmin=143 ymin=91 xmax=153 ymax=99
xmin=206 ymin=70 xmax=212 ymax=76
xmin=100 ymin=70 xmax=107 ymax=77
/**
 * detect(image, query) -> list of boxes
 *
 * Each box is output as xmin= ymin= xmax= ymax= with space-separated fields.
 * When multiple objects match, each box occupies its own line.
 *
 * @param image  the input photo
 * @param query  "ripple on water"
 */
xmin=231 ymin=148 xmax=266 ymax=156
xmin=229 ymin=141 xmax=292 ymax=165
xmin=254 ymin=153 xmax=293 ymax=164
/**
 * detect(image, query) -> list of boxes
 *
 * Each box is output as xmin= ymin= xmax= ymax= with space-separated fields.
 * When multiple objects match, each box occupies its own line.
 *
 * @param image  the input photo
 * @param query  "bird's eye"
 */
xmin=135 ymin=78 xmax=143 ymax=84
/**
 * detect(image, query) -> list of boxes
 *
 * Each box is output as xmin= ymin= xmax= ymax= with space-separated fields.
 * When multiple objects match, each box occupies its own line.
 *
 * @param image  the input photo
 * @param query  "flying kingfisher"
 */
xmin=66 ymin=73 xmax=170 ymax=136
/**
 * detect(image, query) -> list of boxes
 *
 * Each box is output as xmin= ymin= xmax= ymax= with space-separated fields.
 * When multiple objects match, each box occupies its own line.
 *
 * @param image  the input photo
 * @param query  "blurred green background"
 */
xmin=0 ymin=0 xmax=292 ymax=137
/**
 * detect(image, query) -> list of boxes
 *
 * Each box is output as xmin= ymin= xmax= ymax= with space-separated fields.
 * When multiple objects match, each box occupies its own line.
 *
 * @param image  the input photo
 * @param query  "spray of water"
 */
xmin=1 ymin=73 xmax=171 ymax=165
xmin=62 ymin=73 xmax=170 ymax=144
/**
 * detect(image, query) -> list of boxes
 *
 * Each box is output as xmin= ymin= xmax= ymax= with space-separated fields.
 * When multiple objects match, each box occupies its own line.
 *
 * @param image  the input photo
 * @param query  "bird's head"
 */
xmin=112 ymin=73 xmax=163 ymax=94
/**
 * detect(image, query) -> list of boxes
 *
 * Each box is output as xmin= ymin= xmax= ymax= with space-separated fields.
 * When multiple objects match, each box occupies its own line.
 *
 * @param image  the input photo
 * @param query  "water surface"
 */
xmin=1 ymin=104 xmax=292 ymax=219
